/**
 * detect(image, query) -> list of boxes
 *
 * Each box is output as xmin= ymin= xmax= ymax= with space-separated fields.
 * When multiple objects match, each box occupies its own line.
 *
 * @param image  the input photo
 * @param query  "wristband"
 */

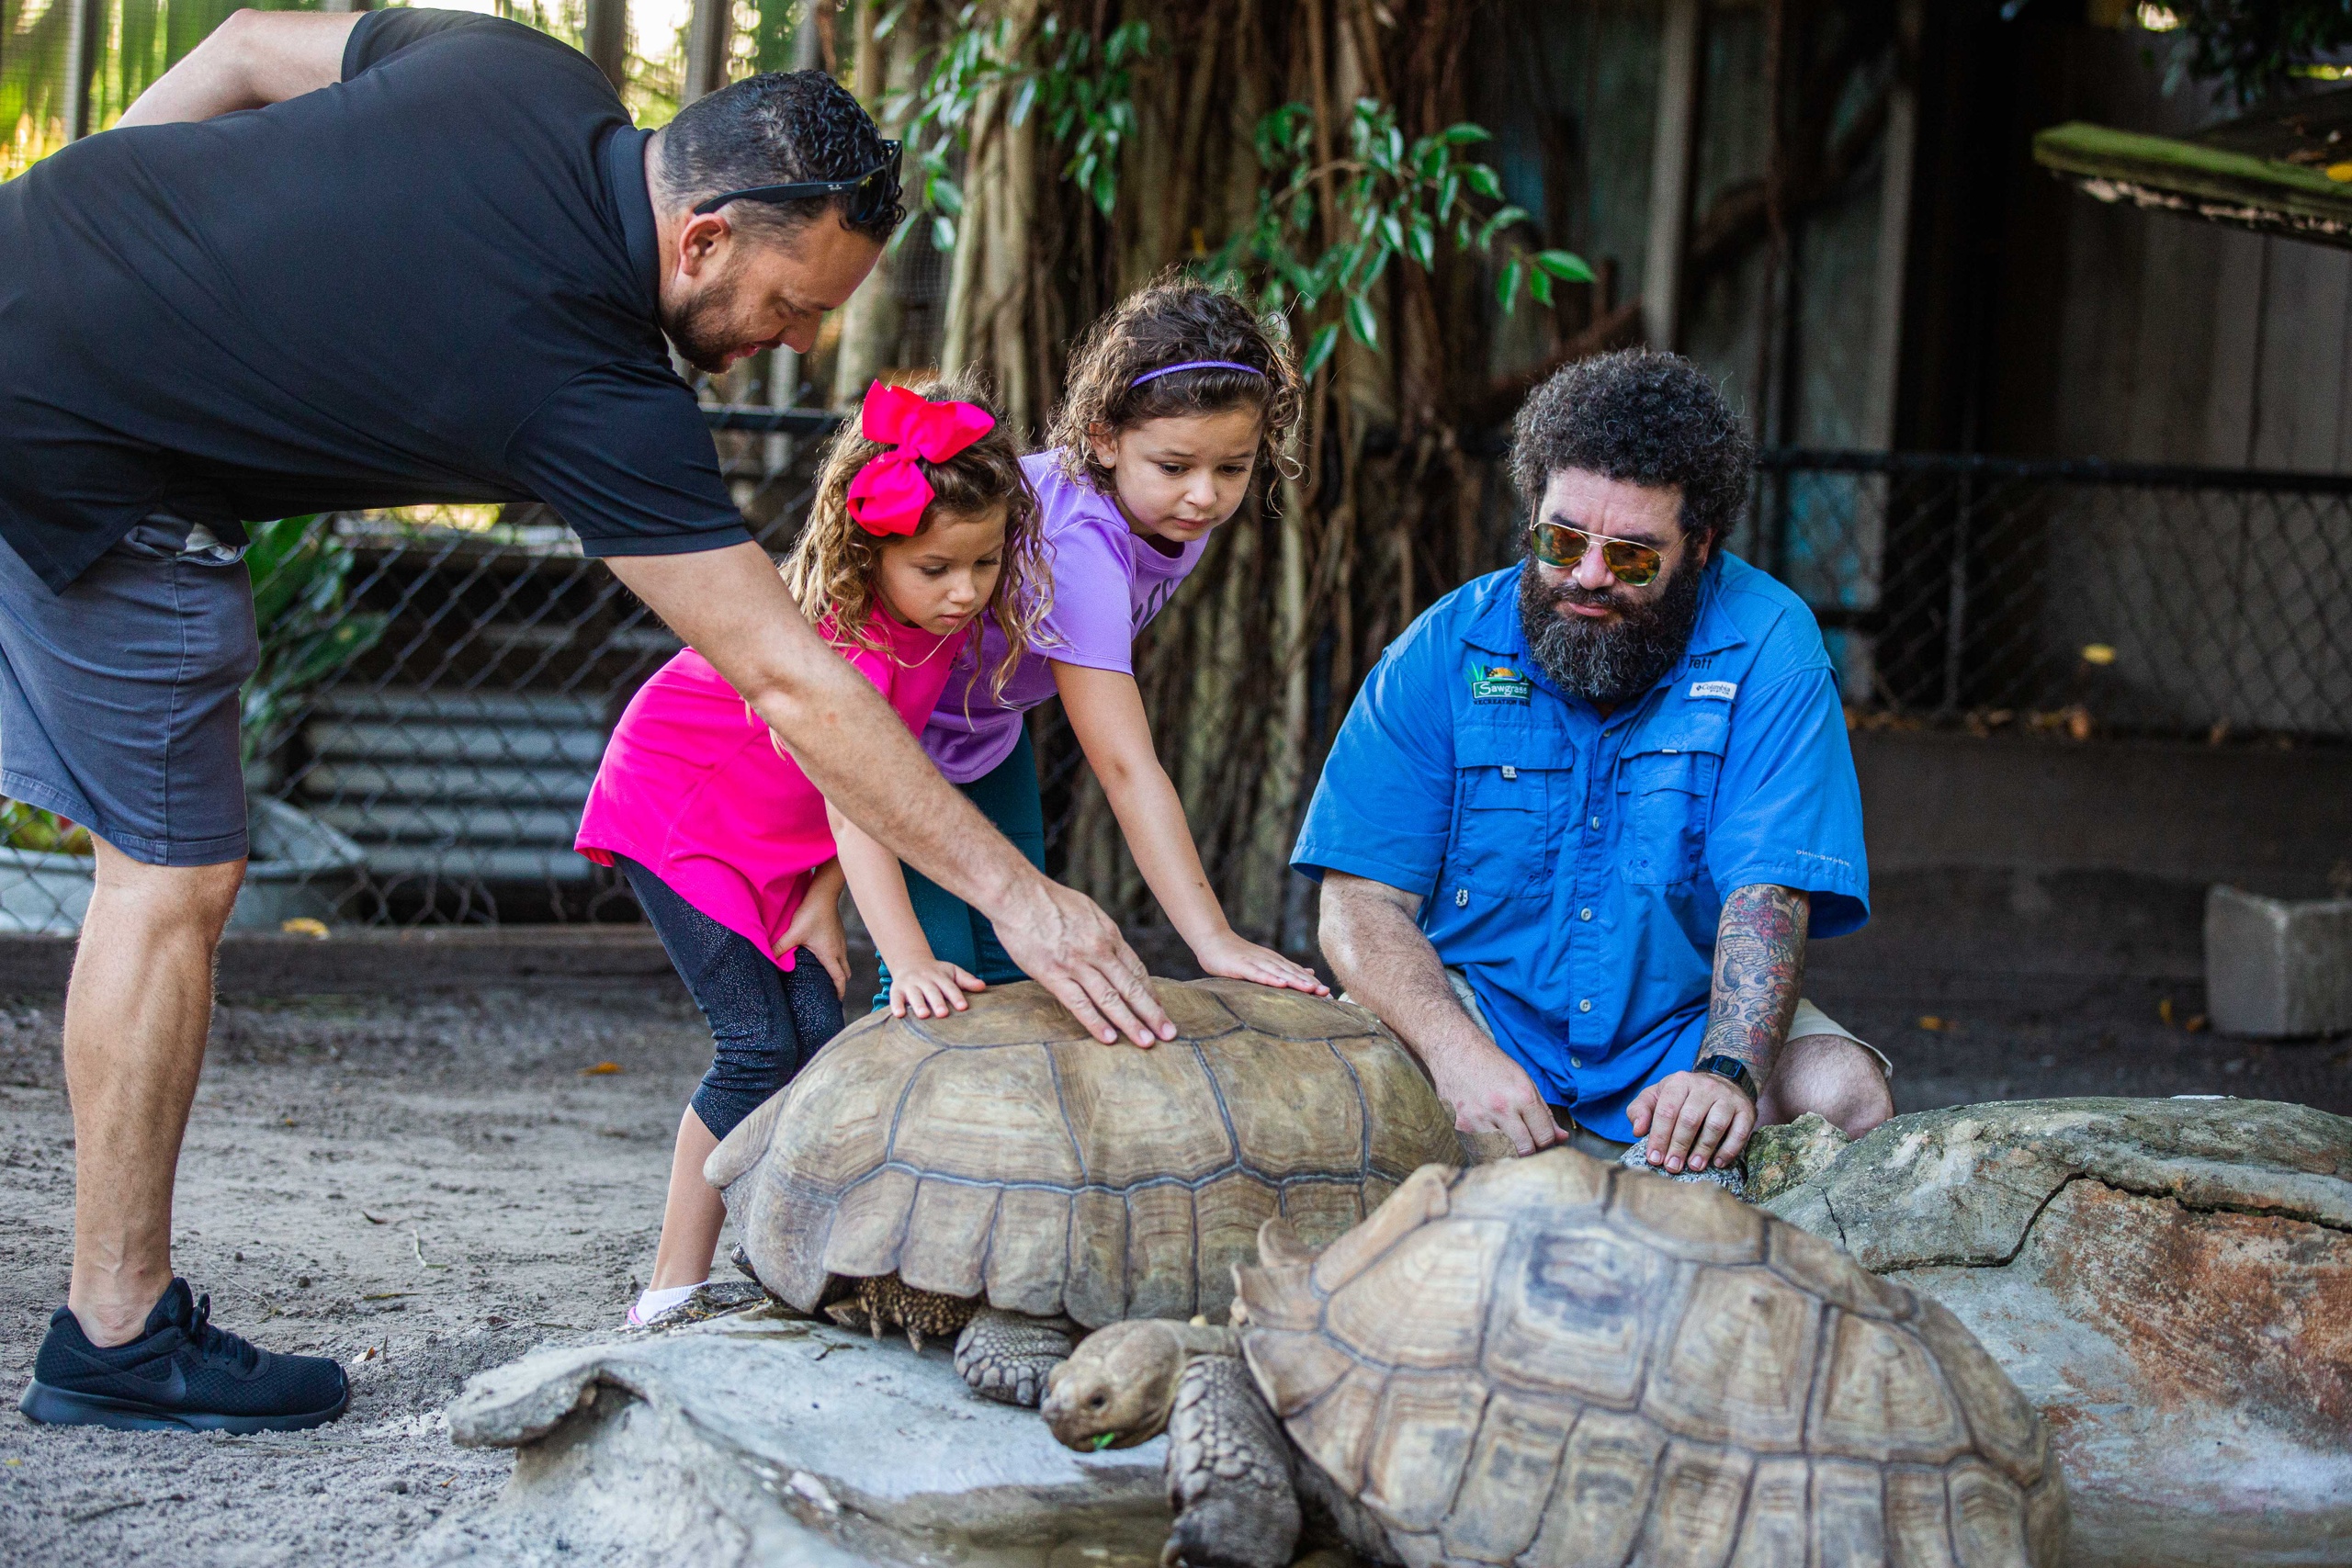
xmin=1694 ymin=1054 xmax=1758 ymax=1100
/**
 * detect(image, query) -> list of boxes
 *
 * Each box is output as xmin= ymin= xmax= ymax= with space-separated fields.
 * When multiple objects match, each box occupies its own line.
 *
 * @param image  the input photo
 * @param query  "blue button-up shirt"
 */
xmin=1291 ymin=555 xmax=1869 ymax=1140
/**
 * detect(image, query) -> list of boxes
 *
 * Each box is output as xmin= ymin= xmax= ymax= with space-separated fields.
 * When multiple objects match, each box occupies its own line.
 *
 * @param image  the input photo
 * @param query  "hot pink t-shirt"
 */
xmin=921 ymin=452 xmax=1204 ymax=784
xmin=576 ymin=614 xmax=962 ymax=970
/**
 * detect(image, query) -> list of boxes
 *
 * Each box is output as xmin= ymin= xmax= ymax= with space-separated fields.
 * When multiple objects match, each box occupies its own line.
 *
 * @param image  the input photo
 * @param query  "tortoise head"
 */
xmin=1042 ymin=1321 xmax=1187 ymax=1452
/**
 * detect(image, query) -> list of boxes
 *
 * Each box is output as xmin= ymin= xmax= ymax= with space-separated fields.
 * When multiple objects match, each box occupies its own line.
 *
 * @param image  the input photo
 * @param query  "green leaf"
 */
xmin=1530 ymin=268 xmax=1555 ymax=308
xmin=1010 ymin=75 xmax=1037 ymax=127
xmin=1302 ymin=321 xmax=1340 ymax=378
xmin=1497 ymin=255 xmax=1526 ymax=313
xmin=1406 ymin=217 xmax=1435 ymax=271
xmin=1476 ymin=205 xmax=1532 ymax=249
xmin=1440 ymin=121 xmax=1493 ymax=146
xmin=933 ymin=215 xmax=958 ymax=251
xmin=931 ymin=179 xmax=965 ymax=217
xmin=1465 ymin=164 xmax=1505 ymax=200
xmin=1344 ymin=292 xmax=1379 ymax=347
xmin=1532 ymin=248 xmax=1596 ymax=283
xmin=1379 ymin=212 xmax=1406 ymax=254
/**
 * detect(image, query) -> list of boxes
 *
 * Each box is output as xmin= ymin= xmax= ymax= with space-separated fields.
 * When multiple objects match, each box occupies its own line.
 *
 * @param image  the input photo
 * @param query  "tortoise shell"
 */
xmin=707 ymin=978 xmax=1463 ymax=1328
xmin=1233 ymin=1148 xmax=2069 ymax=1568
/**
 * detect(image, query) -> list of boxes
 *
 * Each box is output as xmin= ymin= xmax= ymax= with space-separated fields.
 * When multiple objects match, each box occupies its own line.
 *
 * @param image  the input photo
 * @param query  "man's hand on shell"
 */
xmin=991 ymin=877 xmax=1176 ymax=1049
xmin=1628 ymin=1068 xmax=1757 ymax=1173
xmin=1429 ymin=1038 xmax=1562 ymax=1156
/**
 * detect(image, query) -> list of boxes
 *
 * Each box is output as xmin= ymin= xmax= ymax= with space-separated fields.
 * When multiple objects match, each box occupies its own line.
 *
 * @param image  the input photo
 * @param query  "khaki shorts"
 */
xmin=1438 ymin=969 xmax=1892 ymax=1155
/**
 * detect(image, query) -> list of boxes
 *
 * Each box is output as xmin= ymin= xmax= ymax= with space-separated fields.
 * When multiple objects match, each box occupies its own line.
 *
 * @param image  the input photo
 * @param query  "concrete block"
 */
xmin=2205 ymin=886 xmax=2352 ymax=1038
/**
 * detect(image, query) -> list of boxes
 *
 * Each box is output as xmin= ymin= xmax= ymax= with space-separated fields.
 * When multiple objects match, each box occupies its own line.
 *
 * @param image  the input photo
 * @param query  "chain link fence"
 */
xmin=2 ymin=443 xmax=2346 ymax=931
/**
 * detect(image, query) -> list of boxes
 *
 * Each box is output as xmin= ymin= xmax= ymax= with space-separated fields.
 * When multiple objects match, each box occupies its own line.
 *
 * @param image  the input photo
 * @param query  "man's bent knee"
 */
xmin=1762 ymin=1033 xmax=1893 ymax=1141
xmin=88 ymin=840 xmax=247 ymax=935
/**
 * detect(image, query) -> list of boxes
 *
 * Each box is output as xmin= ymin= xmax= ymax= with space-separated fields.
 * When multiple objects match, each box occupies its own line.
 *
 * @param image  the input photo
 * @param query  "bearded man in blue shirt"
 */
xmin=1294 ymin=350 xmax=1894 ymax=1179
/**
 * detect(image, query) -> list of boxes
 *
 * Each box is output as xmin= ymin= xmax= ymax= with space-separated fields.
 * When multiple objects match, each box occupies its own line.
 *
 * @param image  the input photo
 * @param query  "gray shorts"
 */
xmin=0 ymin=519 xmax=259 ymax=866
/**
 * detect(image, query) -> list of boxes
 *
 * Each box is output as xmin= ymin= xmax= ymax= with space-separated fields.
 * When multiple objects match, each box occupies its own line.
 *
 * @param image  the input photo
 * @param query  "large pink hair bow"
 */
xmin=843 ymin=381 xmax=997 ymax=537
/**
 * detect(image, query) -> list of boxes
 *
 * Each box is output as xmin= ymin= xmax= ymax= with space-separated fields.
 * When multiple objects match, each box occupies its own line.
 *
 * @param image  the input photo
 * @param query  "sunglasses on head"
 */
xmin=691 ymin=140 xmax=906 ymax=231
xmin=1527 ymin=521 xmax=1668 ymax=587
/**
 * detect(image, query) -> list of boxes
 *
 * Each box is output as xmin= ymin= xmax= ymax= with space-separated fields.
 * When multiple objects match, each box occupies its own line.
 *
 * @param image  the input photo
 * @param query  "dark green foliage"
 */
xmin=242 ymin=516 xmax=388 ymax=765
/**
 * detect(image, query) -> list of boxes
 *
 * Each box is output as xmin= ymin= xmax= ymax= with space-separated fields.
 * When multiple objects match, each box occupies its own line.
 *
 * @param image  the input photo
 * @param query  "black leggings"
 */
xmin=618 ymin=857 xmax=845 ymax=1141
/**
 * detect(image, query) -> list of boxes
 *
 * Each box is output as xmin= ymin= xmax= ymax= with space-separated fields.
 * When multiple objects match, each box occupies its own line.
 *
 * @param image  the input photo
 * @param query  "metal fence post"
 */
xmin=1941 ymin=463 xmax=1973 ymax=715
xmin=62 ymin=0 xmax=104 ymax=141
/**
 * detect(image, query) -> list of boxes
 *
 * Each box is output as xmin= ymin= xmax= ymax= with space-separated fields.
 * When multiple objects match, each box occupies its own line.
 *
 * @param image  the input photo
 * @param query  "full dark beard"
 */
xmin=1518 ymin=551 xmax=1705 ymax=706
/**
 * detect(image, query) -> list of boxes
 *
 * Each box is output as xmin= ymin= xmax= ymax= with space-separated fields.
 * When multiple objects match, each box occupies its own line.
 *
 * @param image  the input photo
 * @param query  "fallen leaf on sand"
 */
xmin=581 ymin=1062 xmax=623 ymax=1076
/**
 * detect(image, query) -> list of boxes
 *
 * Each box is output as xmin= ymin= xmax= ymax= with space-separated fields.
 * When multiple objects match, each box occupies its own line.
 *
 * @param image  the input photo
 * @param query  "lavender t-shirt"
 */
xmin=922 ymin=452 xmax=1205 ymax=784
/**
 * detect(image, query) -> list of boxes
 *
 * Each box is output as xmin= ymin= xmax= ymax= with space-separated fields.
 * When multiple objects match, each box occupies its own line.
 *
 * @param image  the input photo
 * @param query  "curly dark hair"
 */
xmin=1509 ymin=349 xmax=1755 ymax=549
xmin=1047 ymin=273 xmax=1303 ymax=493
xmin=656 ymin=70 xmax=903 ymax=246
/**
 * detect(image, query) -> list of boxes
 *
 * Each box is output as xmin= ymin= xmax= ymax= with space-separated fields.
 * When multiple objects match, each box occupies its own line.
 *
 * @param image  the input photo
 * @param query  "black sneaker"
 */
xmin=18 ymin=1279 xmax=349 ymax=1433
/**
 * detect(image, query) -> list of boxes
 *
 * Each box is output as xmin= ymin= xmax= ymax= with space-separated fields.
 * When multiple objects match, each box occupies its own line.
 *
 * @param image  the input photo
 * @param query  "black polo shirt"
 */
xmin=0 ymin=8 xmax=747 ymax=592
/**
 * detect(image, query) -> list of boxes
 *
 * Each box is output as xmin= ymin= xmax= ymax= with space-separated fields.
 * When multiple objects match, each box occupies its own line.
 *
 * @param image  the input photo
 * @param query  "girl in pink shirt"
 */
xmin=576 ymin=378 xmax=1048 ymax=1327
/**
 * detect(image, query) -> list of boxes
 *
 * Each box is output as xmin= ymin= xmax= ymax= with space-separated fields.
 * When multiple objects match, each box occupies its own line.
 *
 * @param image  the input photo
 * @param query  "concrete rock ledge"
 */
xmin=406 ymin=1310 xmax=1167 ymax=1568
xmin=1763 ymin=1098 xmax=2352 ymax=1568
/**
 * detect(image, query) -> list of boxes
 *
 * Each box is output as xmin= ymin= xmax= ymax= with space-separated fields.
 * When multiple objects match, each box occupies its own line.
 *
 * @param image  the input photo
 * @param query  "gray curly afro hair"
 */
xmin=1509 ymin=349 xmax=1755 ymax=549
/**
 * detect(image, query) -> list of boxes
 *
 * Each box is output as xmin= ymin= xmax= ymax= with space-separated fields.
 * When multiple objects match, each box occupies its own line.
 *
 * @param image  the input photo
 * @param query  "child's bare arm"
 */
xmin=1054 ymin=662 xmax=1327 ymax=996
xmin=827 ymin=803 xmax=985 ymax=1019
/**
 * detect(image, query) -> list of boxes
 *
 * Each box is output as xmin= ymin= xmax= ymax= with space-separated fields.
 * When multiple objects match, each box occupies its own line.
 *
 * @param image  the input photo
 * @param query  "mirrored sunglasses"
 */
xmin=1528 ymin=521 xmax=1666 ymax=587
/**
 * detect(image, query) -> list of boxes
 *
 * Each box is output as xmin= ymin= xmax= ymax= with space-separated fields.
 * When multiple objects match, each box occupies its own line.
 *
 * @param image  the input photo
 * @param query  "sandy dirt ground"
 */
xmin=1 ymin=969 xmax=2346 ymax=1567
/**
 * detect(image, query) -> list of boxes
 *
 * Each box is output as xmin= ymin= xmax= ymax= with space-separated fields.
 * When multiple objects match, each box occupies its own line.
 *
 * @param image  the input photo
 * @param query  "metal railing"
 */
xmin=2 ymin=444 xmax=2345 ymax=932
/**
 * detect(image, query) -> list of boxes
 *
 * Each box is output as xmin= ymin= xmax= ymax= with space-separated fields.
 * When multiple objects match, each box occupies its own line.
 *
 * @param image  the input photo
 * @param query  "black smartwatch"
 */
xmin=1694 ymin=1054 xmax=1758 ymax=1100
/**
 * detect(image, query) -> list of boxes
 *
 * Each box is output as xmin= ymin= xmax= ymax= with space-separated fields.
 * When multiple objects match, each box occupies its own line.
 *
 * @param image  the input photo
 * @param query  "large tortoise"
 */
xmin=1045 ymin=1145 xmax=2068 ymax=1568
xmin=705 ymin=977 xmax=1463 ymax=1406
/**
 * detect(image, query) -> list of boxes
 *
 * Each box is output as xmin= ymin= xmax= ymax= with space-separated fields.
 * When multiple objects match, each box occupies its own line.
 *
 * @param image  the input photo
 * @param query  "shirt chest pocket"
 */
xmin=1615 ymin=715 xmax=1727 ymax=886
xmin=1446 ymin=736 xmax=1569 ymax=901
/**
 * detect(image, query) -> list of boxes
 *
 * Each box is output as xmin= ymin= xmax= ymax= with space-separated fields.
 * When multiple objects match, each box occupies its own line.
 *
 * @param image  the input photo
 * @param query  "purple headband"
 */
xmin=1130 ymin=359 xmax=1265 ymax=389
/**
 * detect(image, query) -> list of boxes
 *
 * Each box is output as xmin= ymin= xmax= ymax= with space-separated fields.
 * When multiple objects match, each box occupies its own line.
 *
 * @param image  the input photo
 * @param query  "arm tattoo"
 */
xmin=1700 ymin=884 xmax=1810 ymax=1078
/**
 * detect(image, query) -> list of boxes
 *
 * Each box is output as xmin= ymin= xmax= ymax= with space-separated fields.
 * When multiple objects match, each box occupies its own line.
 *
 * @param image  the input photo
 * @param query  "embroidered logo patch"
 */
xmin=1688 ymin=680 xmax=1738 ymax=701
xmin=1469 ymin=660 xmax=1532 ymax=704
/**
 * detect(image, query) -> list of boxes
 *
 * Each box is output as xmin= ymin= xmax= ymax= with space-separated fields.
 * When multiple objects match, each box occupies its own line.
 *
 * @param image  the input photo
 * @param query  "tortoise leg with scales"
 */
xmin=706 ymin=977 xmax=1464 ymax=1407
xmin=1046 ymin=1147 xmax=2068 ymax=1568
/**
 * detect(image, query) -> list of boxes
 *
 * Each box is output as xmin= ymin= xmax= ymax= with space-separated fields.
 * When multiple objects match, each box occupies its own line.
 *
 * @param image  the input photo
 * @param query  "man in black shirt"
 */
xmin=4 ymin=8 xmax=1172 ymax=1434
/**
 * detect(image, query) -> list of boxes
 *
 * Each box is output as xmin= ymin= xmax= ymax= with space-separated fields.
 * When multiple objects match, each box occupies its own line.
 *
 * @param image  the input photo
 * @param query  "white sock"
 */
xmin=628 ymin=1280 xmax=707 ymax=1325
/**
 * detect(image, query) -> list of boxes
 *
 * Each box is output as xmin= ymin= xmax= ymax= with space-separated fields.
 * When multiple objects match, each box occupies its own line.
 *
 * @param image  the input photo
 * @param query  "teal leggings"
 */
xmin=873 ymin=727 xmax=1045 ymax=1010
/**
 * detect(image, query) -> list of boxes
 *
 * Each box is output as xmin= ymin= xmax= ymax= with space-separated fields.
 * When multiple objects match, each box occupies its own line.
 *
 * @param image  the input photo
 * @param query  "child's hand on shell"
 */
xmin=1189 ymin=930 xmax=1330 ymax=997
xmin=890 ymin=959 xmax=988 ymax=1020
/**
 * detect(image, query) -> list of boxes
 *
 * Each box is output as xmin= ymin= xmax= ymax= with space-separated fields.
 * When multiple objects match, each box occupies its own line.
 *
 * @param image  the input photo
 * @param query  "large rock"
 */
xmin=1762 ymin=1097 xmax=2352 ymax=1568
xmin=406 ymin=1308 xmax=1169 ymax=1568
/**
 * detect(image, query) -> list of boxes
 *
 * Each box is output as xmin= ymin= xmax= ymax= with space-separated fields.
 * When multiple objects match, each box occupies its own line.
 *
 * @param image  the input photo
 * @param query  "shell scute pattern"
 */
xmin=1359 ymin=1371 xmax=1489 ymax=1531
xmin=1481 ymin=1223 xmax=1662 ymax=1405
xmin=1323 ymin=1218 xmax=1505 ymax=1370
xmin=714 ymin=978 xmax=1462 ymax=1329
xmin=1436 ymin=1390 xmax=1575 ymax=1563
xmin=898 ymin=1178 xmax=1000 ymax=1297
xmin=1229 ymin=1148 xmax=2064 ymax=1568
xmin=1521 ymin=1410 xmax=1662 ymax=1568
xmin=1645 ymin=1264 xmax=1824 ymax=1450
xmin=1809 ymin=1311 xmax=1973 ymax=1465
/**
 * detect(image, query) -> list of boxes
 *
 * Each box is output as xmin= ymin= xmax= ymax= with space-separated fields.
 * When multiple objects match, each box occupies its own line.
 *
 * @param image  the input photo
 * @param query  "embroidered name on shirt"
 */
xmin=1469 ymin=661 xmax=1532 ymax=704
xmin=1688 ymin=680 xmax=1738 ymax=701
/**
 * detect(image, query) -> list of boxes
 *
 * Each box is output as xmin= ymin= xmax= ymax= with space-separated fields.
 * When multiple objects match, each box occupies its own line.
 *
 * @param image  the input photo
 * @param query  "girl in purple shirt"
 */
xmin=858 ymin=279 xmax=1329 ymax=1015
